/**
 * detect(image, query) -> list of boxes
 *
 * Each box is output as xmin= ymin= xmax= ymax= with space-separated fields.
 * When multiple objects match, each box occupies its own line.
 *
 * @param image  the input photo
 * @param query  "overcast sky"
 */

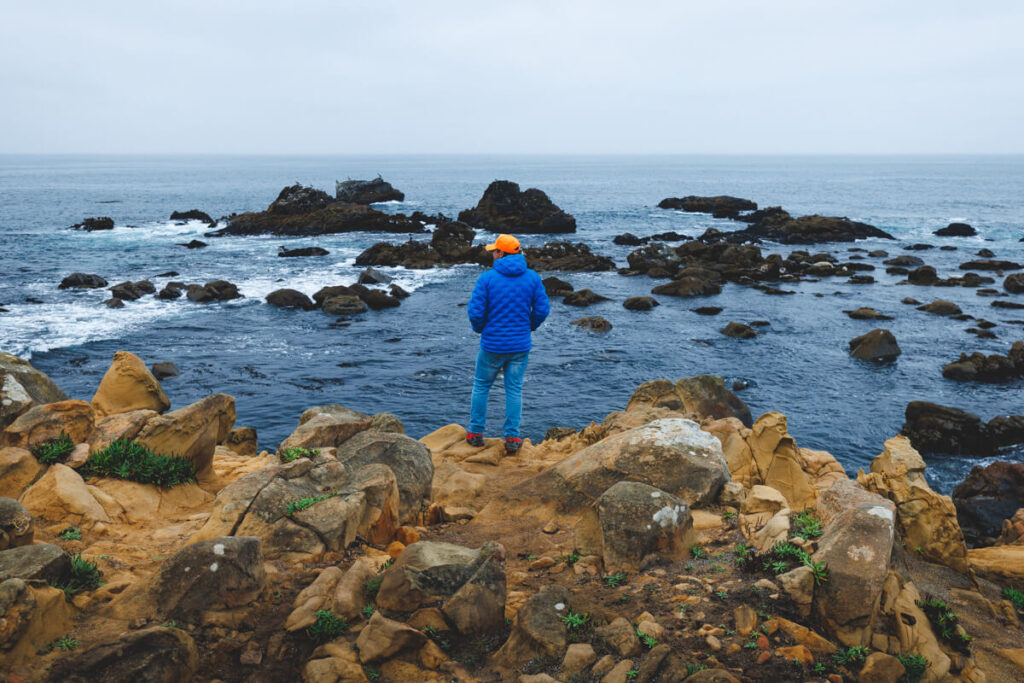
xmin=2 ymin=0 xmax=1022 ymax=154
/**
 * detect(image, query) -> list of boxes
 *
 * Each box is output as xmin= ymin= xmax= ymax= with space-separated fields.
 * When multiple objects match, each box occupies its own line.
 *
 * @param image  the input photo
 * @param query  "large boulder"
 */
xmin=0 ymin=543 xmax=71 ymax=584
xmin=651 ymin=277 xmax=722 ymax=298
xmin=0 ymin=448 xmax=44 ymax=499
xmin=858 ymin=436 xmax=969 ymax=572
xmin=336 ymin=177 xmax=404 ymax=204
xmin=1005 ymin=273 xmax=1024 ymax=294
xmin=1 ymin=399 xmax=94 ymax=451
xmin=265 ymin=288 xmax=316 ymax=310
xmin=88 ymin=409 xmax=158 ymax=453
xmin=192 ymin=454 xmax=399 ymax=558
xmin=90 ymin=351 xmax=171 ymax=418
xmin=901 ymin=401 xmax=993 ymax=455
xmin=589 ymin=481 xmax=695 ymax=572
xmin=952 ymin=461 xmax=1024 ymax=546
xmin=942 ymin=341 xmax=1024 ymax=382
xmin=813 ymin=479 xmax=896 ymax=647
xmin=279 ymin=404 xmax=374 ymax=453
xmin=19 ymin=464 xmax=110 ymax=528
xmin=58 ymin=272 xmax=108 ymax=289
xmin=626 ymin=376 xmax=752 ymax=427
xmin=458 ymin=180 xmax=576 ymax=234
xmin=185 ymin=280 xmax=242 ymax=303
xmin=491 ymin=585 xmax=570 ymax=672
xmin=135 ymin=393 xmax=235 ymax=472
xmin=376 ymin=541 xmax=506 ymax=634
xmin=335 ymin=430 xmax=434 ymax=522
xmin=0 ymin=579 xmax=75 ymax=670
xmin=44 ymin=626 xmax=199 ymax=683
xmin=69 ymin=216 xmax=114 ymax=231
xmin=849 ymin=329 xmax=901 ymax=362
xmin=0 ymin=352 xmax=67 ymax=431
xmin=935 ymin=222 xmax=976 ymax=237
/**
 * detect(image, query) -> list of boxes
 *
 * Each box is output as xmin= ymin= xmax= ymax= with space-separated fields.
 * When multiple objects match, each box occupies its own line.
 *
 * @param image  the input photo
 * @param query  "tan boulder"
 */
xmin=492 ymin=585 xmax=570 ymax=672
xmin=432 ymin=462 xmax=486 ymax=508
xmin=703 ymin=417 xmax=756 ymax=486
xmin=997 ymin=508 xmax=1024 ymax=545
xmin=562 ymin=642 xmax=598 ymax=677
xmin=968 ymin=545 xmax=1024 ymax=581
xmin=302 ymin=641 xmax=368 ymax=682
xmin=626 ymin=375 xmax=751 ymax=425
xmin=0 ymin=351 xmax=67 ymax=431
xmin=0 ymin=498 xmax=34 ymax=550
xmin=224 ymin=426 xmax=258 ymax=456
xmin=355 ymin=611 xmax=427 ymax=663
xmin=91 ymin=351 xmax=170 ymax=418
xmin=279 ymin=405 xmax=373 ymax=454
xmin=331 ymin=557 xmax=379 ymax=620
xmin=748 ymin=412 xmax=816 ymax=510
xmin=752 ymin=508 xmax=791 ymax=552
xmin=883 ymin=580 xmax=951 ymax=681
xmin=0 ymin=579 xmax=75 ymax=668
xmin=89 ymin=478 xmax=212 ymax=523
xmin=135 ymin=393 xmax=235 ymax=472
xmin=286 ymin=566 xmax=344 ymax=631
xmin=739 ymin=484 xmax=787 ymax=537
xmin=858 ymin=435 xmax=969 ymax=573
xmin=0 ymin=447 xmax=43 ymax=498
xmin=859 ymin=651 xmax=905 ymax=683
xmin=777 ymin=565 xmax=814 ymax=616
xmin=19 ymin=463 xmax=110 ymax=527
xmin=1 ymin=399 xmax=94 ymax=451
xmin=88 ymin=409 xmax=158 ymax=452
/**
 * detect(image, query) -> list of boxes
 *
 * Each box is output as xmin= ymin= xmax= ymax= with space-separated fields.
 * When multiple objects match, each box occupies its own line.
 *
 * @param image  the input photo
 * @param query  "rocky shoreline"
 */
xmin=1 ymin=351 xmax=1023 ymax=682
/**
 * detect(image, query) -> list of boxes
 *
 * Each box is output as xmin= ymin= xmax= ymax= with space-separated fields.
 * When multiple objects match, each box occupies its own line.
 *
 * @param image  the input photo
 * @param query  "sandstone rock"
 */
xmin=88 ymin=409 xmax=158 ymax=452
xmin=857 ymin=436 xmax=969 ymax=573
xmin=432 ymin=463 xmax=486 ymax=509
xmin=302 ymin=641 xmax=367 ymax=682
xmin=752 ymin=509 xmax=791 ymax=552
xmin=224 ymin=426 xmax=258 ymax=456
xmin=91 ymin=351 xmax=170 ymax=418
xmin=733 ymin=605 xmax=757 ymax=636
xmin=777 ymin=565 xmax=814 ymax=616
xmin=135 ymin=393 xmax=235 ymax=472
xmin=458 ymin=180 xmax=576 ymax=234
xmin=20 ymin=463 xmax=110 ymax=527
xmin=627 ymin=375 xmax=752 ymax=427
xmin=996 ymin=508 xmax=1024 ymax=545
xmin=883 ymin=580 xmax=951 ymax=681
xmin=0 ymin=352 xmax=67 ymax=431
xmin=562 ymin=642 xmax=598 ymax=677
xmin=0 ymin=498 xmax=33 ymax=551
xmin=492 ymin=585 xmax=570 ymax=671
xmin=370 ymin=413 xmax=404 ymax=434
xmin=595 ymin=616 xmax=642 ymax=657
xmin=376 ymin=541 xmax=506 ymax=634
xmin=967 ymin=545 xmax=1024 ymax=581
xmin=591 ymin=481 xmax=694 ymax=572
xmin=356 ymin=611 xmax=428 ymax=663
xmin=952 ymin=461 xmax=1024 ymax=546
xmin=331 ymin=557 xmax=379 ymax=620
xmin=859 ymin=651 xmax=905 ymax=683
xmin=336 ymin=430 xmax=433 ymax=522
xmin=747 ymin=413 xmax=817 ymax=511
xmin=0 ymin=580 xmax=74 ymax=669
xmin=0 ymin=448 xmax=43 ymax=499
xmin=44 ymin=626 xmax=199 ymax=683
xmin=0 ymin=543 xmax=70 ymax=584
xmin=286 ymin=566 xmax=343 ymax=631
xmin=849 ymin=329 xmax=901 ymax=362
xmin=279 ymin=404 xmax=373 ymax=454
xmin=813 ymin=480 xmax=896 ymax=646
xmin=1 ymin=399 xmax=94 ymax=451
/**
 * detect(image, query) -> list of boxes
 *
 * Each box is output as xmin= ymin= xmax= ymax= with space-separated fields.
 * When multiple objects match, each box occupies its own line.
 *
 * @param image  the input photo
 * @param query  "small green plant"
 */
xmin=422 ymin=625 xmax=437 ymax=635
xmin=306 ymin=610 xmax=348 ymax=644
xmin=279 ymin=446 xmax=320 ymax=463
xmin=361 ymin=604 xmax=375 ymax=619
xmin=896 ymin=653 xmax=928 ymax=683
xmin=766 ymin=560 xmax=790 ymax=575
xmin=635 ymin=627 xmax=658 ymax=648
xmin=604 ymin=572 xmax=627 ymax=587
xmin=914 ymin=546 xmax=925 ymax=557
xmin=364 ymin=575 xmax=384 ymax=601
xmin=364 ymin=666 xmax=381 ymax=682
xmin=380 ymin=558 xmax=394 ymax=570
xmin=526 ymin=554 xmax=538 ymax=561
xmin=82 ymin=439 xmax=196 ymax=487
xmin=791 ymin=510 xmax=823 ymax=539
xmin=917 ymin=598 xmax=971 ymax=653
xmin=710 ymin=564 xmax=725 ymax=573
xmin=689 ymin=544 xmax=707 ymax=560
xmin=53 ymin=553 xmax=103 ymax=597
xmin=1002 ymin=587 xmax=1024 ymax=612
xmin=813 ymin=662 xmax=827 ymax=675
xmin=160 ymin=620 xmax=181 ymax=629
xmin=733 ymin=542 xmax=752 ymax=561
xmin=626 ymin=669 xmax=639 ymax=681
xmin=684 ymin=563 xmax=695 ymax=571
xmin=714 ymin=590 xmax=728 ymax=600
xmin=285 ymin=493 xmax=337 ymax=515
xmin=721 ymin=510 xmax=738 ymax=522
xmin=744 ymin=640 xmax=759 ymax=649
xmin=832 ymin=645 xmax=869 ymax=666
xmin=676 ymin=603 xmax=691 ymax=613
xmin=32 ymin=434 xmax=75 ymax=465
xmin=685 ymin=663 xmax=708 ymax=675
xmin=58 ymin=526 xmax=82 ymax=541
xmin=560 ymin=610 xmax=590 ymax=631
xmin=561 ymin=551 xmax=581 ymax=566
xmin=806 ymin=559 xmax=830 ymax=585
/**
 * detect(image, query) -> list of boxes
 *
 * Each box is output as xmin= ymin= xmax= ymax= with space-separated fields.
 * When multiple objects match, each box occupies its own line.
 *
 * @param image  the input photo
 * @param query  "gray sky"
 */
xmin=2 ymin=0 xmax=1022 ymax=154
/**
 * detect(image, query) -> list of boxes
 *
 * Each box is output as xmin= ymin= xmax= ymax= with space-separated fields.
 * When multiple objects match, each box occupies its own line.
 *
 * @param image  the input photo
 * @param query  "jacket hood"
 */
xmin=493 ymin=252 xmax=528 ymax=277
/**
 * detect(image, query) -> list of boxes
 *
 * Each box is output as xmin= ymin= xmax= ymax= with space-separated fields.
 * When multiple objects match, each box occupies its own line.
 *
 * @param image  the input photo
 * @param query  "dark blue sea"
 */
xmin=1 ymin=155 xmax=1022 ymax=492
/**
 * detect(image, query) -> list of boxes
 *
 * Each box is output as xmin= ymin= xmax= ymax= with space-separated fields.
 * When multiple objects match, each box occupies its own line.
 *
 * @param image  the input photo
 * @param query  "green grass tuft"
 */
xmin=361 ymin=604 xmax=375 ymax=619
xmin=285 ymin=493 xmax=337 ymax=516
xmin=58 ymin=526 xmax=82 ymax=541
xmin=306 ymin=610 xmax=348 ymax=644
xmin=560 ymin=610 xmax=589 ymax=630
xmin=52 ymin=553 xmax=103 ymax=597
xmin=364 ymin=575 xmax=384 ymax=601
xmin=896 ymin=653 xmax=928 ymax=683
xmin=82 ymin=439 xmax=196 ymax=487
xmin=604 ymin=572 xmax=627 ymax=587
xmin=689 ymin=544 xmax=707 ymax=560
xmin=279 ymin=446 xmax=320 ymax=463
xmin=792 ymin=510 xmax=824 ymax=539
xmin=1003 ymin=587 xmax=1024 ymax=612
xmin=31 ymin=433 xmax=75 ymax=465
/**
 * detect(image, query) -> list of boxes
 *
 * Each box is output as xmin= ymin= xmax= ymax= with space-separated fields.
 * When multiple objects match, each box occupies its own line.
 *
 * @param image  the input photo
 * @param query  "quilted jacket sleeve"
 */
xmin=530 ymin=274 xmax=550 ymax=331
xmin=467 ymin=272 xmax=489 ymax=333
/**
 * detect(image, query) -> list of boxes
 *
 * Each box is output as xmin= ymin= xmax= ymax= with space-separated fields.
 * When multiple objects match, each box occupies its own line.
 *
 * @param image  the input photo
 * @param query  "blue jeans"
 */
xmin=469 ymin=349 xmax=529 ymax=438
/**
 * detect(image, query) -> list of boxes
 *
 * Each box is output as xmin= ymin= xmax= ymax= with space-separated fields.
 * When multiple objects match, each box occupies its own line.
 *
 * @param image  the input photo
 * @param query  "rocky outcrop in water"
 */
xmin=335 ymin=176 xmax=404 ymax=204
xmin=952 ymin=461 xmax=1024 ymax=547
xmin=278 ymin=246 xmax=329 ymax=257
xmin=170 ymin=209 xmax=215 ymax=226
xmin=58 ymin=273 xmax=108 ymax=289
xmin=69 ymin=217 xmax=114 ymax=231
xmin=458 ymin=180 xmax=576 ymax=234
xmin=901 ymin=400 xmax=1024 ymax=456
xmin=210 ymin=184 xmax=428 ymax=237
xmin=942 ymin=341 xmax=1024 ymax=382
xmin=935 ymin=222 xmax=976 ymax=237
xmin=657 ymin=195 xmax=757 ymax=218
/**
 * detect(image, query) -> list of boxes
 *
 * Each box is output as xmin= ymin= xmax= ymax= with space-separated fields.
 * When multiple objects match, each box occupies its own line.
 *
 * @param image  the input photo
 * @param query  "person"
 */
xmin=466 ymin=233 xmax=550 ymax=455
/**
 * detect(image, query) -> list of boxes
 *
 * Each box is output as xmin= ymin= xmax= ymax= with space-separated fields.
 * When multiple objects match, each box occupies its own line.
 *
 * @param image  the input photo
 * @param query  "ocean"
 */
xmin=1 ymin=154 xmax=1022 ymax=492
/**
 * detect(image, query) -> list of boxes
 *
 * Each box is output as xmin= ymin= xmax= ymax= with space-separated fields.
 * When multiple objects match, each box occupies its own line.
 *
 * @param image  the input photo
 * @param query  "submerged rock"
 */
xmin=186 ymin=280 xmax=242 ymax=303
xmin=720 ymin=322 xmax=756 ymax=339
xmin=942 ymin=341 xmax=1024 ymax=382
xmin=458 ymin=180 xmax=576 ymax=234
xmin=570 ymin=316 xmax=612 ymax=332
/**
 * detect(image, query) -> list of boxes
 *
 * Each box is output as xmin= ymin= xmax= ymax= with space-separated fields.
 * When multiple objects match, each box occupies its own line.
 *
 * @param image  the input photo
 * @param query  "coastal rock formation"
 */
xmin=848 ymin=328 xmax=901 ymax=362
xmin=90 ymin=350 xmax=170 ymax=418
xmin=900 ymin=400 xmax=1024 ymax=456
xmin=651 ymin=277 xmax=722 ymax=298
xmin=265 ymin=288 xmax=316 ymax=310
xmin=935 ymin=222 xmax=976 ymax=237
xmin=725 ymin=210 xmax=895 ymax=244
xmin=1 ymin=399 xmax=94 ymax=451
xmin=952 ymin=461 xmax=1024 ymax=546
xmin=277 ymin=246 xmax=329 ymax=257
xmin=942 ymin=341 xmax=1024 ymax=382
xmin=186 ymin=280 xmax=242 ymax=303
xmin=720 ymin=322 xmax=756 ymax=339
xmin=626 ymin=375 xmax=752 ymax=426
xmin=589 ymin=481 xmax=695 ymax=572
xmin=211 ymin=184 xmax=427 ymax=237
xmin=0 ymin=352 xmax=67 ymax=430
xmin=458 ymin=180 xmax=576 ymax=234
xmin=1005 ymin=272 xmax=1024 ymax=293
xmin=570 ymin=316 xmax=611 ymax=332
xmin=69 ymin=216 xmax=114 ymax=231
xmin=657 ymin=195 xmax=757 ymax=218
xmin=170 ymin=209 xmax=215 ymax=226
xmin=135 ymin=393 xmax=236 ymax=472
xmin=562 ymin=289 xmax=610 ymax=306
xmin=959 ymin=259 xmax=1022 ymax=271
xmin=278 ymin=404 xmax=374 ymax=453
xmin=58 ymin=272 xmax=108 ymax=289
xmin=335 ymin=177 xmax=404 ymax=204
xmin=45 ymin=627 xmax=199 ymax=682
xmin=623 ymin=296 xmax=658 ymax=311
xmin=524 ymin=242 xmax=615 ymax=271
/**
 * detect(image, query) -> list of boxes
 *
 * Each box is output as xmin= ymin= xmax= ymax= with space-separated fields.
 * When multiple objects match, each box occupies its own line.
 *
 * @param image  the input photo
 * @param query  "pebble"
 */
xmin=756 ymin=650 xmax=772 ymax=665
xmin=705 ymin=635 xmax=722 ymax=651
xmin=529 ymin=556 xmax=556 ymax=570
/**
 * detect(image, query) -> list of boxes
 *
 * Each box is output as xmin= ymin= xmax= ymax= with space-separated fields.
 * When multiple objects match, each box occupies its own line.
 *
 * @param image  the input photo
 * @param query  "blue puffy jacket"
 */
xmin=468 ymin=252 xmax=550 ymax=353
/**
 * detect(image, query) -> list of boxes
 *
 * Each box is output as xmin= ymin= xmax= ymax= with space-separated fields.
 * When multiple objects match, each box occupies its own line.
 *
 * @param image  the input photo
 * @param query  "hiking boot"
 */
xmin=466 ymin=432 xmax=484 ymax=448
xmin=505 ymin=437 xmax=523 ymax=455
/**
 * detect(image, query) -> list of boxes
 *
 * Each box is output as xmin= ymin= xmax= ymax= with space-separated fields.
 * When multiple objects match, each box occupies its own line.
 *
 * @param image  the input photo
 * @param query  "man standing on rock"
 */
xmin=466 ymin=234 xmax=550 ymax=455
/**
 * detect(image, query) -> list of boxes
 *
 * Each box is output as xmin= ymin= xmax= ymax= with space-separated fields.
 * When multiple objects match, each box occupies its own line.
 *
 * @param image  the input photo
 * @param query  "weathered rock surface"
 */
xmin=135 ymin=393 xmax=235 ymax=472
xmin=0 ymin=579 xmax=74 ymax=669
xmin=458 ymin=180 xmax=575 ymax=234
xmin=151 ymin=362 xmax=180 ymax=380
xmin=1006 ymin=272 xmax=1024 ymax=293
xmin=91 ymin=350 xmax=171 ymax=418
xmin=45 ymin=626 xmax=199 ymax=683
xmin=916 ymin=300 xmax=962 ymax=316
xmin=1 ymin=399 xmax=94 ymax=451
xmin=942 ymin=341 xmax=1024 ymax=382
xmin=952 ymin=461 xmax=1024 ymax=546
xmin=658 ymin=195 xmax=757 ymax=218
xmin=265 ymin=288 xmax=316 ymax=310
xmin=376 ymin=541 xmax=506 ymax=633
xmin=185 ymin=280 xmax=242 ymax=303
xmin=849 ymin=329 xmax=901 ymax=362
xmin=88 ymin=408 xmax=157 ymax=453
xmin=651 ymin=277 xmax=722 ymax=298
xmin=626 ymin=376 xmax=752 ymax=427
xmin=562 ymin=289 xmax=610 ymax=306
xmin=0 ymin=543 xmax=69 ymax=584
xmin=570 ymin=316 xmax=612 ymax=332
xmin=858 ymin=435 xmax=969 ymax=572
xmin=279 ymin=405 xmax=374 ymax=454
xmin=720 ymin=322 xmax=756 ymax=339
xmin=491 ymin=585 xmax=570 ymax=671
xmin=58 ymin=272 xmax=108 ymax=289
xmin=356 ymin=611 xmax=428 ymax=663
xmin=589 ymin=481 xmax=695 ymax=572
xmin=901 ymin=401 xmax=1024 ymax=456
xmin=623 ymin=296 xmax=659 ymax=311
xmin=0 ymin=449 xmax=43 ymax=499
xmin=335 ymin=177 xmax=404 ymax=204
xmin=335 ymin=430 xmax=434 ymax=522
xmin=19 ymin=463 xmax=110 ymax=527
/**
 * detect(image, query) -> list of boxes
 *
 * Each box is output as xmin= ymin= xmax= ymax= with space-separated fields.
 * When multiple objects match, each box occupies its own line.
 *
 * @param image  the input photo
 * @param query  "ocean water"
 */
xmin=1 ymin=154 xmax=1022 ymax=492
